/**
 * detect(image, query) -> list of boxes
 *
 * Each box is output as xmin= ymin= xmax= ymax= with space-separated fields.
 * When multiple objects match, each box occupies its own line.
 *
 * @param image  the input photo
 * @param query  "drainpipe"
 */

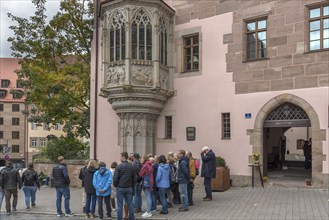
xmin=93 ymin=0 xmax=100 ymax=160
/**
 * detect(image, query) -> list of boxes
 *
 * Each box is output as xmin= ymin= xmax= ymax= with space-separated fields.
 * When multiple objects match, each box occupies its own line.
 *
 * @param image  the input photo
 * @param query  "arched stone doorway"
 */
xmin=248 ymin=93 xmax=326 ymax=187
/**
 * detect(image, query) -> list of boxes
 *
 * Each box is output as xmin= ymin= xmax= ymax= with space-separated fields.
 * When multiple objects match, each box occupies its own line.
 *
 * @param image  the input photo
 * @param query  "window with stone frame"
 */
xmin=245 ymin=18 xmax=267 ymax=60
xmin=12 ymin=118 xmax=20 ymax=126
xmin=183 ymin=34 xmax=199 ymax=71
xmin=109 ymin=10 xmax=126 ymax=62
xmin=12 ymin=131 xmax=19 ymax=139
xmin=221 ymin=112 xmax=231 ymax=139
xmin=165 ymin=116 xmax=172 ymax=139
xmin=159 ymin=16 xmax=168 ymax=65
xmin=40 ymin=138 xmax=47 ymax=147
xmin=31 ymin=123 xmax=38 ymax=130
xmin=0 ymin=90 xmax=7 ymax=99
xmin=12 ymin=104 xmax=20 ymax=112
xmin=308 ymin=4 xmax=329 ymax=51
xmin=1 ymin=79 xmax=10 ymax=88
xmin=0 ymin=117 xmax=3 ymax=125
xmin=0 ymin=131 xmax=3 ymax=139
xmin=12 ymin=145 xmax=19 ymax=153
xmin=132 ymin=8 xmax=152 ymax=60
xmin=0 ymin=104 xmax=3 ymax=111
xmin=31 ymin=138 xmax=38 ymax=148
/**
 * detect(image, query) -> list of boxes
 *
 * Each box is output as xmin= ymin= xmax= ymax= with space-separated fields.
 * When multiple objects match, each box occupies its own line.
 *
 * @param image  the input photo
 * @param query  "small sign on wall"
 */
xmin=245 ymin=113 xmax=252 ymax=119
xmin=186 ymin=127 xmax=196 ymax=141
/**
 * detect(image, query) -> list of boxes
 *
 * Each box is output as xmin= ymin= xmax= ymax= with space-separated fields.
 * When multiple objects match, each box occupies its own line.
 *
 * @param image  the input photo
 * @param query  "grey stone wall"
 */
xmin=34 ymin=159 xmax=85 ymax=188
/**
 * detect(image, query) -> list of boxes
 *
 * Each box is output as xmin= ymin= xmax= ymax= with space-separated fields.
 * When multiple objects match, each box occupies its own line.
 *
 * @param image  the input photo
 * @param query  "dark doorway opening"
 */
xmin=262 ymin=103 xmax=312 ymax=186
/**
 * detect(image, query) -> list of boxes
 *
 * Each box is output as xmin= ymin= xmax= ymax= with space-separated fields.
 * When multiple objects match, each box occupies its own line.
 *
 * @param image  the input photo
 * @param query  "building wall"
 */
xmin=0 ymin=58 xmax=26 ymax=166
xmin=27 ymin=122 xmax=67 ymax=164
xmin=91 ymin=0 xmax=329 ymax=185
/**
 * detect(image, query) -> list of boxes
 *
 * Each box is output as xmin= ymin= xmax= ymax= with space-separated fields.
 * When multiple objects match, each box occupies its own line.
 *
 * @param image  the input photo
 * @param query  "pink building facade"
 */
xmin=0 ymin=58 xmax=26 ymax=167
xmin=91 ymin=0 xmax=329 ymax=186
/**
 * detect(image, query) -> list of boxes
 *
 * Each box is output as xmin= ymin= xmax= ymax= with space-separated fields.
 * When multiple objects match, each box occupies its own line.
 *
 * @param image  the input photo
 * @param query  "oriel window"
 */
xmin=109 ymin=10 xmax=126 ymax=62
xmin=132 ymin=9 xmax=152 ymax=60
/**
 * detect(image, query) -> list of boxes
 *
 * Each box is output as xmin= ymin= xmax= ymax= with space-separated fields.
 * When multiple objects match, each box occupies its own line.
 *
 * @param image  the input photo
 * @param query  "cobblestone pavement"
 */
xmin=0 ymin=185 xmax=328 ymax=220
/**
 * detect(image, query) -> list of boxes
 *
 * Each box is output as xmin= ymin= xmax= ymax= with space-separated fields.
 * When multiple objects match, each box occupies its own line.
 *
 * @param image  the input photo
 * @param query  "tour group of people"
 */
xmin=0 ymin=145 xmax=217 ymax=220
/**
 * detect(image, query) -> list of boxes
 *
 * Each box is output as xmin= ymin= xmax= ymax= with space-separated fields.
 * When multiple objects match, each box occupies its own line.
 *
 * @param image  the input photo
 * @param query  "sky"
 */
xmin=0 ymin=0 xmax=61 ymax=58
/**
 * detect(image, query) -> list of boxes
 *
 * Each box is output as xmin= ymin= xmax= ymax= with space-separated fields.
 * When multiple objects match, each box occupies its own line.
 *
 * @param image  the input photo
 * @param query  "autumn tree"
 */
xmin=8 ymin=0 xmax=93 ymax=139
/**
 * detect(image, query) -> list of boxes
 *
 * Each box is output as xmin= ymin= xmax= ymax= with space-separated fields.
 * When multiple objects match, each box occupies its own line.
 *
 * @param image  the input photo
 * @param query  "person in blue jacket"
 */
xmin=93 ymin=161 xmax=112 ymax=220
xmin=155 ymin=155 xmax=170 ymax=215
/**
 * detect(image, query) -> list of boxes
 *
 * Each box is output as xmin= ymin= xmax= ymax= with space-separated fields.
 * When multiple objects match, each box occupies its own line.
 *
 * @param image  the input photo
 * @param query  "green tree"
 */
xmin=38 ymin=135 xmax=89 ymax=162
xmin=8 ymin=0 xmax=93 ymax=139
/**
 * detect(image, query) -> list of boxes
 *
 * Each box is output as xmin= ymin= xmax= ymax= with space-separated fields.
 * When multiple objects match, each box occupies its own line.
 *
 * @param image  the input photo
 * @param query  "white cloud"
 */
xmin=0 ymin=0 xmax=60 ymax=58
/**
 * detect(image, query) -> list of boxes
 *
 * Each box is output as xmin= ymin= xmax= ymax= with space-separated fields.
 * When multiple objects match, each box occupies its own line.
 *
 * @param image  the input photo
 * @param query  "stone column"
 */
xmin=168 ymin=19 xmax=174 ymax=91
xmin=119 ymin=112 xmax=157 ymax=155
xmin=124 ymin=7 xmax=131 ymax=85
xmin=153 ymin=10 xmax=160 ymax=88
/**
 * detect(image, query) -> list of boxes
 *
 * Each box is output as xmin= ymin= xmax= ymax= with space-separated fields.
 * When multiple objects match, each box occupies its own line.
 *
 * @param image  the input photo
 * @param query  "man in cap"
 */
xmin=52 ymin=156 xmax=74 ymax=217
xmin=201 ymin=146 xmax=216 ymax=201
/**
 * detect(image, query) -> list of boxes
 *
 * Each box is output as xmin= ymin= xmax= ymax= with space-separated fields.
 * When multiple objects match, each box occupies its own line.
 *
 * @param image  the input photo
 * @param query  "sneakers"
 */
xmin=32 ymin=203 xmax=36 ymax=207
xmin=6 ymin=212 xmax=11 ymax=216
xmin=57 ymin=213 xmax=65 ymax=217
xmin=159 ymin=210 xmax=168 ymax=214
xmin=26 ymin=207 xmax=31 ymax=211
xmin=12 ymin=208 xmax=17 ymax=212
xmin=141 ymin=212 xmax=152 ymax=218
xmin=178 ymin=207 xmax=189 ymax=212
xmin=85 ymin=213 xmax=90 ymax=218
xmin=65 ymin=213 xmax=75 ymax=217
xmin=90 ymin=213 xmax=97 ymax=218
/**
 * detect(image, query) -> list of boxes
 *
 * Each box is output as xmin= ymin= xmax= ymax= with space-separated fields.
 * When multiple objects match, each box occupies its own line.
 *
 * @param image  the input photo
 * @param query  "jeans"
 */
xmin=151 ymin=189 xmax=157 ymax=211
xmin=144 ymin=189 xmax=152 ymax=213
xmin=133 ymin=182 xmax=142 ymax=210
xmin=179 ymin=183 xmax=188 ymax=209
xmin=55 ymin=186 xmax=71 ymax=215
xmin=204 ymin=177 xmax=212 ymax=199
xmin=85 ymin=192 xmax=97 ymax=214
xmin=116 ymin=187 xmax=134 ymax=220
xmin=158 ymin=187 xmax=168 ymax=213
xmin=0 ymin=191 xmax=4 ymax=211
xmin=5 ymin=188 xmax=18 ymax=212
xmin=187 ymin=182 xmax=194 ymax=204
xmin=97 ymin=194 xmax=111 ymax=219
xmin=23 ymin=186 xmax=37 ymax=208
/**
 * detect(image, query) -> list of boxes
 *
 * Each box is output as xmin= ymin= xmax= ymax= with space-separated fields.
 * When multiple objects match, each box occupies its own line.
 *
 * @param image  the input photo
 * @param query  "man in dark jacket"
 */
xmin=0 ymin=160 xmax=21 ymax=215
xmin=52 ymin=156 xmax=74 ymax=217
xmin=113 ymin=152 xmax=135 ymax=220
xmin=78 ymin=159 xmax=89 ymax=213
xmin=132 ymin=153 xmax=142 ymax=213
xmin=201 ymin=146 xmax=216 ymax=201
xmin=176 ymin=150 xmax=190 ymax=212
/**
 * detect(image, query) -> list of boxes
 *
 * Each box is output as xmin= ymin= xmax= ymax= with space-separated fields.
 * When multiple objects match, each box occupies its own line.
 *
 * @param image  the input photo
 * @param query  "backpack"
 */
xmin=195 ymin=159 xmax=199 ymax=176
xmin=24 ymin=170 xmax=35 ymax=186
xmin=169 ymin=164 xmax=177 ymax=185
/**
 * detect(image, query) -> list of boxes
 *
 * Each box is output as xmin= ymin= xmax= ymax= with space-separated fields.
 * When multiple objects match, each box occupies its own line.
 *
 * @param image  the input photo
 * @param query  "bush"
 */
xmin=38 ymin=136 xmax=89 ymax=162
xmin=215 ymin=156 xmax=226 ymax=167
